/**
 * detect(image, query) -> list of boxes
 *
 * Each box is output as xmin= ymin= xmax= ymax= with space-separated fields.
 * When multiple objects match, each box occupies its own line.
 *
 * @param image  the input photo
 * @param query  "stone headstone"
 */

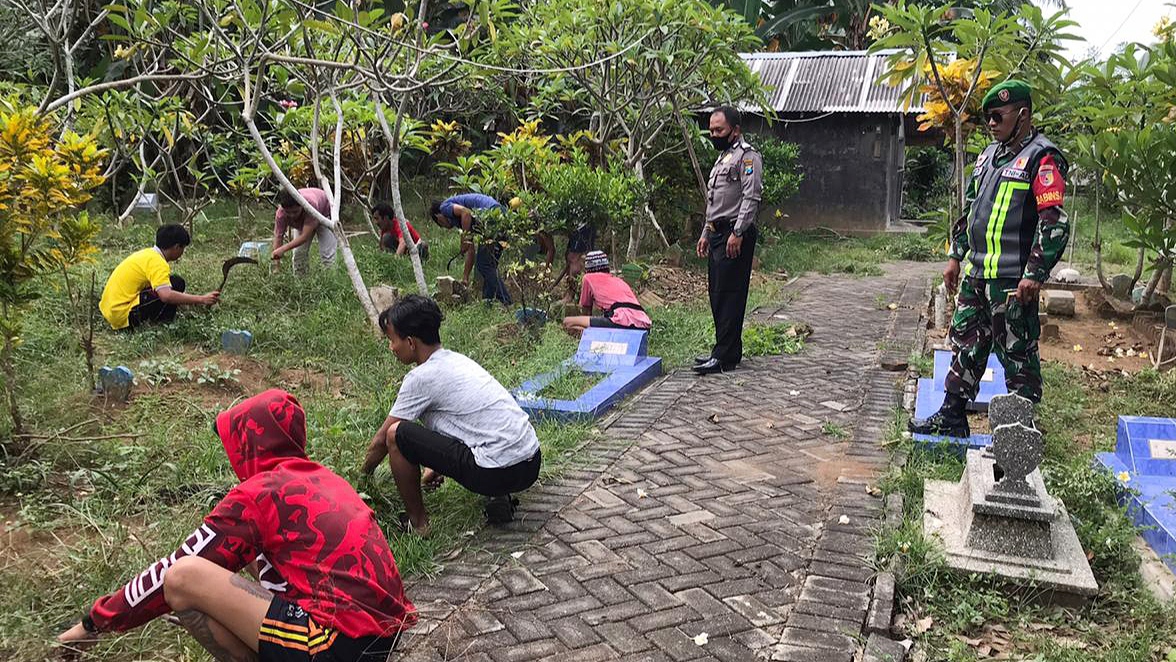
xmin=637 ymin=289 xmax=665 ymax=310
xmin=1133 ymin=285 xmax=1147 ymax=305
xmin=98 ymin=366 xmax=134 ymax=402
xmin=369 ymin=285 xmax=400 ymax=313
xmin=1041 ymin=323 xmax=1060 ymax=341
xmin=1110 ymin=274 xmax=1133 ymax=300
xmin=221 ymin=330 xmax=253 ymax=355
xmin=1166 ymin=305 xmax=1176 ymax=330
xmin=988 ymin=393 xmax=1035 ymax=430
xmin=663 ymin=244 xmax=684 ymax=268
xmin=1042 ymin=290 xmax=1075 ymax=316
xmin=1055 ymin=267 xmax=1080 ymax=283
xmin=992 ymin=422 xmax=1044 ymax=496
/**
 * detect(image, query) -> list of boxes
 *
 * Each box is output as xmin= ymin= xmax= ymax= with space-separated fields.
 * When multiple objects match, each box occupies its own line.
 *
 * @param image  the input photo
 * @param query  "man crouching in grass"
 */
xmin=363 ymin=295 xmax=542 ymax=535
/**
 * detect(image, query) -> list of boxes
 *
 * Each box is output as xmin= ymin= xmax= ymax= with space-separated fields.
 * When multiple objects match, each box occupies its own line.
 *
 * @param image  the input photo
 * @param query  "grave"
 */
xmin=912 ymin=349 xmax=1007 ymax=454
xmin=924 ymin=394 xmax=1099 ymax=606
xmin=221 ymin=330 xmax=253 ymax=355
xmin=1041 ymin=289 xmax=1075 ymax=316
xmin=1095 ymin=416 xmax=1176 ymax=574
xmin=97 ymin=366 xmax=134 ymax=402
xmin=238 ymin=241 xmax=269 ymax=259
xmin=513 ymin=328 xmax=662 ymax=422
xmin=132 ymin=192 xmax=159 ymax=213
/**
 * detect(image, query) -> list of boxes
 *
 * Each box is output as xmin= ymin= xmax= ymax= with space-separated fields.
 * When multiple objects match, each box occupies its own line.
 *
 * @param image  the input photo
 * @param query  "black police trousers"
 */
xmin=707 ymin=223 xmax=757 ymax=365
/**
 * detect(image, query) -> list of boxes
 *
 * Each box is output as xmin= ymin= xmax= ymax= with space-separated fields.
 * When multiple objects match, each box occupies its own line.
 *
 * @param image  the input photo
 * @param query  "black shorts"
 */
xmin=395 ymin=421 xmax=541 ymax=496
xmin=589 ymin=316 xmax=641 ymax=329
xmin=258 ymin=595 xmax=398 ymax=662
xmin=567 ymin=225 xmax=596 ymax=255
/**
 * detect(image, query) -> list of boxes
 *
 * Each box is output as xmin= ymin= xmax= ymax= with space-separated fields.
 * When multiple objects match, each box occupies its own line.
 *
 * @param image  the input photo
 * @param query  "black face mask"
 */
xmin=710 ymin=134 xmax=733 ymax=151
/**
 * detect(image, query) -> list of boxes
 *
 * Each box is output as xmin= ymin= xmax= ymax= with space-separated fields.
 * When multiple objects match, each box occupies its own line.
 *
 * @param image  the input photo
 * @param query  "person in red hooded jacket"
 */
xmin=57 ymin=389 xmax=415 ymax=661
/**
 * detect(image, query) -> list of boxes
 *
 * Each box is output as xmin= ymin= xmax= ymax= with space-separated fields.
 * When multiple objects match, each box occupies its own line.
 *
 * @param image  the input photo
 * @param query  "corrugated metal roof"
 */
xmin=741 ymin=50 xmax=924 ymax=114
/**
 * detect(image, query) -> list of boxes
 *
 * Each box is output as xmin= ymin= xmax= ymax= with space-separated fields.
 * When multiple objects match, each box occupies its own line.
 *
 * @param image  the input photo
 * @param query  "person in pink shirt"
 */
xmin=272 ymin=187 xmax=338 ymax=276
xmin=562 ymin=251 xmax=652 ymax=336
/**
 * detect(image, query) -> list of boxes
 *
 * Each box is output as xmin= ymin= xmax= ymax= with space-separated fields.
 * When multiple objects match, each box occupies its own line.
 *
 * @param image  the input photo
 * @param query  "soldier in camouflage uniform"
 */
xmin=910 ymin=80 xmax=1069 ymax=438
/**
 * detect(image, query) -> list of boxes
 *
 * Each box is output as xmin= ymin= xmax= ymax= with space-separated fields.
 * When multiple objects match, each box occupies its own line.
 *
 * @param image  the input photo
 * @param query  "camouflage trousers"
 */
xmin=946 ymin=276 xmax=1042 ymax=404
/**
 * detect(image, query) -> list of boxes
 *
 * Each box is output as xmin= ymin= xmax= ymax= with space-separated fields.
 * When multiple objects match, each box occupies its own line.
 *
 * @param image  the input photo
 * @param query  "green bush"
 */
xmin=903 ymin=146 xmax=952 ymax=218
xmin=531 ymin=156 xmax=646 ymax=235
xmin=756 ymin=135 xmax=804 ymax=207
xmin=742 ymin=323 xmax=808 ymax=356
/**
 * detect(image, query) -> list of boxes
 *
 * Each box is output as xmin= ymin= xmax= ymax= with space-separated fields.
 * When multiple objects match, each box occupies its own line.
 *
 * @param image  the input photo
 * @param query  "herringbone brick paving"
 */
xmin=396 ymin=262 xmax=934 ymax=661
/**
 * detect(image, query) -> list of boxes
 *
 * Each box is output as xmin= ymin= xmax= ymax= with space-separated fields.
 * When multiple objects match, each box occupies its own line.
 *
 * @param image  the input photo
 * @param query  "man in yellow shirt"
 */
xmin=99 ymin=224 xmax=220 ymax=330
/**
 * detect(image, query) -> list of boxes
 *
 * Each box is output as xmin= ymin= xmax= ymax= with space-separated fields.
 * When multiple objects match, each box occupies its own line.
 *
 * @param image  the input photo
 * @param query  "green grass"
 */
xmin=0 ymin=192 xmax=809 ymax=659
xmin=757 ymin=228 xmax=941 ymax=277
xmin=876 ymin=362 xmax=1176 ymax=661
xmin=537 ymin=366 xmax=602 ymax=400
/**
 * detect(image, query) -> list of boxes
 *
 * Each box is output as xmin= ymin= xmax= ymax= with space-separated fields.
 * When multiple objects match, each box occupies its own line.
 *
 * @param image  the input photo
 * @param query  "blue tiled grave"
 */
xmin=911 ymin=348 xmax=1006 ymax=455
xmin=1096 ymin=416 xmax=1176 ymax=573
xmin=513 ymin=328 xmax=662 ymax=423
xmin=930 ymin=349 xmax=1007 ymax=411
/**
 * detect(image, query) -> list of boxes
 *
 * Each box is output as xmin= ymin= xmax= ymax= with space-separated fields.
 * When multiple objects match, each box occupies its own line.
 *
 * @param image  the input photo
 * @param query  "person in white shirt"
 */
xmin=362 ymin=295 xmax=541 ymax=535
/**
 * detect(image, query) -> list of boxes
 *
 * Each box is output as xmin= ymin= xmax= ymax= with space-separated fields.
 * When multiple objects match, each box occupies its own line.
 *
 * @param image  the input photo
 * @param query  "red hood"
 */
xmin=215 ymin=389 xmax=308 ymax=481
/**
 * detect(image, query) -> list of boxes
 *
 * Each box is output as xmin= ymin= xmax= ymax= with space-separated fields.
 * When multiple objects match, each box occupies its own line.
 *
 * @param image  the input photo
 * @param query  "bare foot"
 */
xmin=399 ymin=512 xmax=431 ymax=537
xmin=421 ymin=468 xmax=445 ymax=492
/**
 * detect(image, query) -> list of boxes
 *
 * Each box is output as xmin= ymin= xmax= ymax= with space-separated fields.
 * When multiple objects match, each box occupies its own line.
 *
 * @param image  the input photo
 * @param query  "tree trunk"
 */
xmin=1139 ymin=256 xmax=1170 ymax=309
xmin=1 ymin=312 xmax=25 ymax=446
xmin=627 ymin=158 xmax=670 ymax=259
xmin=1093 ymin=198 xmax=1110 ymax=292
xmin=953 ymin=120 xmax=965 ymax=221
xmin=375 ymin=98 xmax=429 ymax=296
xmin=1131 ymin=247 xmax=1146 ymax=289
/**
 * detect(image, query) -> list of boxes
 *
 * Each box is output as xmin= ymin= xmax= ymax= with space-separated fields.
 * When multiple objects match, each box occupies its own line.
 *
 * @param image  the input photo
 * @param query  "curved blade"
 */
xmin=218 ymin=257 xmax=258 ymax=292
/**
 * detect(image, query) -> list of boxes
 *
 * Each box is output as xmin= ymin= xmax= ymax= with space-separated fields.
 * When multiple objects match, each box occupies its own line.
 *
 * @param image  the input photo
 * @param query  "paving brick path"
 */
xmin=397 ymin=262 xmax=934 ymax=662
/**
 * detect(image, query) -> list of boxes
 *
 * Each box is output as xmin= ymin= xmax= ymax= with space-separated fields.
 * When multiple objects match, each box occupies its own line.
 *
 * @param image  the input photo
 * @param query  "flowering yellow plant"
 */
xmin=915 ymin=58 xmax=1000 ymax=139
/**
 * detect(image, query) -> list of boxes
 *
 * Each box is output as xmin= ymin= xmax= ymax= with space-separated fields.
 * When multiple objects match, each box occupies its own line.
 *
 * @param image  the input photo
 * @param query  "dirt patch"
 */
xmin=811 ymin=455 xmax=879 ymax=490
xmin=1038 ymin=290 xmax=1154 ymax=373
xmin=93 ymin=352 xmax=347 ymax=411
xmin=642 ymin=265 xmax=781 ymax=304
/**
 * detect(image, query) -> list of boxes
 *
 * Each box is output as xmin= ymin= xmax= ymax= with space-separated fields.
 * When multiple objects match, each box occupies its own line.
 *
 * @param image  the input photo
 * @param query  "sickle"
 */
xmin=217 ymin=257 xmax=258 ymax=292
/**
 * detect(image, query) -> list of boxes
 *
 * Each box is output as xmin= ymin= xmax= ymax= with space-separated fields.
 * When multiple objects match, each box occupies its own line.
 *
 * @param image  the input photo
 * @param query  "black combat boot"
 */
xmin=908 ymin=393 xmax=970 ymax=438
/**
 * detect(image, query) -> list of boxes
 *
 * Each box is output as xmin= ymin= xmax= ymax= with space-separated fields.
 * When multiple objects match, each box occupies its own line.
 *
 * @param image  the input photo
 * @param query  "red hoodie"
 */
xmin=89 ymin=389 xmax=416 ymax=638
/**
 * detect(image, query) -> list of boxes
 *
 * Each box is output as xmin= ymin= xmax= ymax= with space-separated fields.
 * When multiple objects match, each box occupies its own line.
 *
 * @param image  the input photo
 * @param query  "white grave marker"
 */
xmin=589 ymin=341 xmax=628 ymax=355
xmin=1149 ymin=439 xmax=1176 ymax=460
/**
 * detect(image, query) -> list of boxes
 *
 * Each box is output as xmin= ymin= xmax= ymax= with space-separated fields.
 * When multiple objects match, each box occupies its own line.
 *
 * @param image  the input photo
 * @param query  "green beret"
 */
xmin=982 ymin=79 xmax=1032 ymax=111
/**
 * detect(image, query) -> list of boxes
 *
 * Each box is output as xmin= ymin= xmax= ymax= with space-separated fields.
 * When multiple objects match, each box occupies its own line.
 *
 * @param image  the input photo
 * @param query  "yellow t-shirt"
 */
xmin=99 ymin=248 xmax=173 ymax=329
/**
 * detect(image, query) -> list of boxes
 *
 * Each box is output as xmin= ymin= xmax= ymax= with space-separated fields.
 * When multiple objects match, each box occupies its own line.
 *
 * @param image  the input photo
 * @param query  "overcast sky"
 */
xmin=1042 ymin=0 xmax=1173 ymax=60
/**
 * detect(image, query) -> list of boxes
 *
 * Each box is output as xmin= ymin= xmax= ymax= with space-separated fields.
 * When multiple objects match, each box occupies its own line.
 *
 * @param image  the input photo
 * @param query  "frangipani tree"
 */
xmin=1075 ymin=40 xmax=1176 ymax=305
xmin=506 ymin=0 xmax=765 ymax=258
xmin=871 ymin=2 xmax=1077 ymax=220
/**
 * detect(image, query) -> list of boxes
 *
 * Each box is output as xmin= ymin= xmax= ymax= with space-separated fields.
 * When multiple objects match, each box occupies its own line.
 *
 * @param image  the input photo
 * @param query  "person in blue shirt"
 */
xmin=429 ymin=193 xmax=512 ymax=304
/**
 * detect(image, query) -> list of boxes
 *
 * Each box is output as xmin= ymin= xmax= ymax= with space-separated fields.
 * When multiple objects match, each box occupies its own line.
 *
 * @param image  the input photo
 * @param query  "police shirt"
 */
xmin=704 ymin=138 xmax=763 ymax=236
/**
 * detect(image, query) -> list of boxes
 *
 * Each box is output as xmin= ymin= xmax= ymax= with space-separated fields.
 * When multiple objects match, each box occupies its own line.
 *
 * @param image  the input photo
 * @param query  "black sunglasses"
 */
xmin=986 ymin=109 xmax=1018 ymax=124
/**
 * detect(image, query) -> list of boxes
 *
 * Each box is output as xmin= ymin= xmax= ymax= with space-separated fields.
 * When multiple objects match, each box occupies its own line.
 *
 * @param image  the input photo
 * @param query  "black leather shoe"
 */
xmin=692 ymin=358 xmax=736 ymax=375
xmin=908 ymin=410 xmax=970 ymax=438
xmin=694 ymin=355 xmax=712 ymax=365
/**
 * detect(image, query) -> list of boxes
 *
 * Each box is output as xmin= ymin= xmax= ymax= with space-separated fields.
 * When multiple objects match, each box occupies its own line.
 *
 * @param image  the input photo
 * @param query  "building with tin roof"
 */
xmin=736 ymin=50 xmax=933 ymax=234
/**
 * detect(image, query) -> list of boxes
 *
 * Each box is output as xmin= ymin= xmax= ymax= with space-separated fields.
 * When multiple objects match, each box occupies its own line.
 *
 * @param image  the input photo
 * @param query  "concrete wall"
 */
xmin=743 ymin=113 xmax=906 ymax=235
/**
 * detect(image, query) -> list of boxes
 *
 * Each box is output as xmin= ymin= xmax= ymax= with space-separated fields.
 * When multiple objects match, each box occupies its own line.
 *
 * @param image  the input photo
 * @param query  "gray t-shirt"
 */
xmin=389 ymin=348 xmax=539 ymax=468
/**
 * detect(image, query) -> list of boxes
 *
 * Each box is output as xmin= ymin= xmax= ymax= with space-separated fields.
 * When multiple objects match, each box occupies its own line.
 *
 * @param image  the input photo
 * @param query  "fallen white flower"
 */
xmin=510 ymin=551 xmax=525 ymax=559
xmin=693 ymin=633 xmax=709 ymax=646
xmin=636 ymin=488 xmax=649 ymax=498
xmin=838 ymin=515 xmax=850 ymax=525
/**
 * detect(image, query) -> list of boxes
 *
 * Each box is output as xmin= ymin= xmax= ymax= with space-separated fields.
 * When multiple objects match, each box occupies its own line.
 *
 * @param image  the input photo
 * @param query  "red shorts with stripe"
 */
xmin=259 ymin=596 xmax=400 ymax=661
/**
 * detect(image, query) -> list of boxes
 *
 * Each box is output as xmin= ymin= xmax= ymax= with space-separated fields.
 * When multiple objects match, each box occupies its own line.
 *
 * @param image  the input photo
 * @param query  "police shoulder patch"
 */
xmin=744 ymin=166 xmax=754 ymax=175
xmin=975 ymin=152 xmax=988 ymax=168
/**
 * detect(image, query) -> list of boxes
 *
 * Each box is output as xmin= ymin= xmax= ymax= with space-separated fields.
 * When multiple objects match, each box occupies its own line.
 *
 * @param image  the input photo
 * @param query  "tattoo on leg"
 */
xmin=175 ymin=610 xmax=257 ymax=662
xmin=229 ymin=573 xmax=274 ymax=601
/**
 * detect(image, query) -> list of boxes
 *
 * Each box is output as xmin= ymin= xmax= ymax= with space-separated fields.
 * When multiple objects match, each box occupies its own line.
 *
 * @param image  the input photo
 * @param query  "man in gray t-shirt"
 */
xmin=363 ymin=295 xmax=541 ymax=535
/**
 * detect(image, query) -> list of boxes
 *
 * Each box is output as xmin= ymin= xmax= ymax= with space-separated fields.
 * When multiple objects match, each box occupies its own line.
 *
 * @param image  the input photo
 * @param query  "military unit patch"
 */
xmin=1002 ymin=168 xmax=1030 ymax=182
